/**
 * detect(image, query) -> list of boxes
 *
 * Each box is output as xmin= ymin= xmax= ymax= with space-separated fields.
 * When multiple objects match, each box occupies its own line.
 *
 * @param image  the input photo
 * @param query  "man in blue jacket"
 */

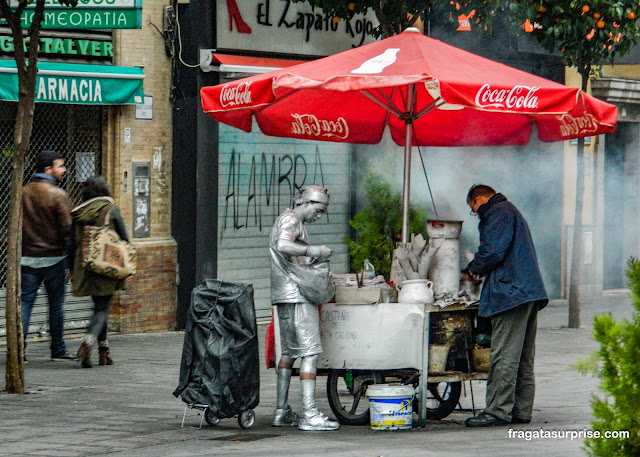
xmin=462 ymin=184 xmax=548 ymax=427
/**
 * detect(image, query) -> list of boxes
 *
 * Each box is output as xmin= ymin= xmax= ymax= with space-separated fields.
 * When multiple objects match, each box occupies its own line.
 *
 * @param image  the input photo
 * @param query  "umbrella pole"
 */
xmin=401 ymin=85 xmax=416 ymax=244
xmin=401 ymin=121 xmax=412 ymax=244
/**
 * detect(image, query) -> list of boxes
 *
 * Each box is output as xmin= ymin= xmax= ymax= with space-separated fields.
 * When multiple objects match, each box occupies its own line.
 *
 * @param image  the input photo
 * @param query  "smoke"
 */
xmin=355 ymin=128 xmax=563 ymax=298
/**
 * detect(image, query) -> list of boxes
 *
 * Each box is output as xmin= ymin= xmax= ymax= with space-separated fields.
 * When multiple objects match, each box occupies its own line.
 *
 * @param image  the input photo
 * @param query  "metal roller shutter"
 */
xmin=0 ymin=102 xmax=101 ymax=342
xmin=217 ymin=122 xmax=351 ymax=322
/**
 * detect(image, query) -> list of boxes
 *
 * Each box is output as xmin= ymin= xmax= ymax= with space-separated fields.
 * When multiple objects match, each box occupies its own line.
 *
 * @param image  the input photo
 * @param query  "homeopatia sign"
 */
xmin=5 ymin=0 xmax=142 ymax=29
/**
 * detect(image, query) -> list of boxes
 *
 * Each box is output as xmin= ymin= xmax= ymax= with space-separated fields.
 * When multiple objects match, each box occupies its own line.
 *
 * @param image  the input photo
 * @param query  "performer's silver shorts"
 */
xmin=276 ymin=302 xmax=322 ymax=358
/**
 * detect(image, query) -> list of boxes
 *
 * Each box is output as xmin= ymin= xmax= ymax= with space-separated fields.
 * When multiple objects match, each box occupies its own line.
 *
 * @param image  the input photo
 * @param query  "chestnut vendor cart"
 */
xmin=315 ymin=301 xmax=488 ymax=426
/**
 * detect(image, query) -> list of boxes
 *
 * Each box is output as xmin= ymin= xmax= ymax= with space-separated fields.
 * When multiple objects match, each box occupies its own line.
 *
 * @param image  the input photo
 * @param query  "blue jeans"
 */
xmin=21 ymin=261 xmax=68 ymax=357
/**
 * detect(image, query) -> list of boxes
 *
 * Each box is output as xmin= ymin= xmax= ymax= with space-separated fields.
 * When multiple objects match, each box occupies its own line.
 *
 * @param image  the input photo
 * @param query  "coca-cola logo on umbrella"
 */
xmin=290 ymin=113 xmax=349 ymax=140
xmin=475 ymin=84 xmax=540 ymax=110
xmin=220 ymin=81 xmax=253 ymax=108
xmin=557 ymin=113 xmax=599 ymax=137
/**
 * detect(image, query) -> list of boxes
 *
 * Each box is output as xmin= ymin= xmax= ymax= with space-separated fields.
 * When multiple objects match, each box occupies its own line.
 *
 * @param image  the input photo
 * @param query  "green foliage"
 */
xmin=344 ymin=170 xmax=427 ymax=279
xmin=509 ymin=0 xmax=640 ymax=78
xmin=581 ymin=257 xmax=640 ymax=456
xmin=294 ymin=0 xmax=504 ymax=37
xmin=2 ymin=146 xmax=14 ymax=158
xmin=572 ymin=349 xmax=600 ymax=376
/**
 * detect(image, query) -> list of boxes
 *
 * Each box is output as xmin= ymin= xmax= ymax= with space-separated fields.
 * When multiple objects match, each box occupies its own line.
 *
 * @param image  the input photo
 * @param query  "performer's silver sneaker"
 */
xmin=298 ymin=410 xmax=340 ymax=431
xmin=272 ymin=407 xmax=299 ymax=427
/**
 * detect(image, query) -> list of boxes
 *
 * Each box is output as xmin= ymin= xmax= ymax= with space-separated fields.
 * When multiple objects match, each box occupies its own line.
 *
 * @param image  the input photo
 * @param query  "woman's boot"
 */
xmin=77 ymin=334 xmax=95 ymax=368
xmin=98 ymin=346 xmax=114 ymax=366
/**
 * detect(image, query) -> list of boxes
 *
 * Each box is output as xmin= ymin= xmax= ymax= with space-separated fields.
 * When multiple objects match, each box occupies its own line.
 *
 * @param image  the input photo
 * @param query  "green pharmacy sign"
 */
xmin=0 ymin=60 xmax=144 ymax=105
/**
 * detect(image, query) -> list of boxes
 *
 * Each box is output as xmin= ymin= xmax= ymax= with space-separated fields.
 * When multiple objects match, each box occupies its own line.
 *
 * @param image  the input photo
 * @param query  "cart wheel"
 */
xmin=418 ymin=381 xmax=462 ymax=420
xmin=326 ymin=369 xmax=383 ymax=425
xmin=238 ymin=409 xmax=255 ymax=429
xmin=204 ymin=408 xmax=221 ymax=426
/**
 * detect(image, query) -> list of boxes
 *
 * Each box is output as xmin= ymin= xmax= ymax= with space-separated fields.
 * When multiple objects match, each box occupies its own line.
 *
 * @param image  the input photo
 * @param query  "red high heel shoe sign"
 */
xmin=227 ymin=0 xmax=252 ymax=34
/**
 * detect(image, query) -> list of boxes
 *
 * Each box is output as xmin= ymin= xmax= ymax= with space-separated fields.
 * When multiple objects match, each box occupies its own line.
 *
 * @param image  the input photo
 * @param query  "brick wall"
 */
xmin=111 ymin=238 xmax=177 ymax=333
xmin=106 ymin=0 xmax=178 ymax=333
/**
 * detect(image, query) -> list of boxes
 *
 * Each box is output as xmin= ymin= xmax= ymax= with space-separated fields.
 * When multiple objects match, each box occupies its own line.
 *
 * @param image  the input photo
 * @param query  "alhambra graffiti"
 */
xmin=221 ymin=146 xmax=326 ymax=239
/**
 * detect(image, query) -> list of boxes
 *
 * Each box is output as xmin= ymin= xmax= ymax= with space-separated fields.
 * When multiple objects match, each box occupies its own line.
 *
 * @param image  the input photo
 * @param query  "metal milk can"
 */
xmin=426 ymin=220 xmax=463 ymax=299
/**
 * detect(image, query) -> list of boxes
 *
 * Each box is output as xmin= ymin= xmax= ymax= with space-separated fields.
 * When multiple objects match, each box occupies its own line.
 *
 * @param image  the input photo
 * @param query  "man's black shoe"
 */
xmin=511 ymin=417 xmax=531 ymax=424
xmin=51 ymin=351 xmax=77 ymax=361
xmin=465 ymin=412 xmax=508 ymax=427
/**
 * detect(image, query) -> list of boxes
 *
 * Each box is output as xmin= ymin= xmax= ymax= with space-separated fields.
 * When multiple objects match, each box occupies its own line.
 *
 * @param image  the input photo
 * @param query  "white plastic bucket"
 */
xmin=366 ymin=384 xmax=414 ymax=430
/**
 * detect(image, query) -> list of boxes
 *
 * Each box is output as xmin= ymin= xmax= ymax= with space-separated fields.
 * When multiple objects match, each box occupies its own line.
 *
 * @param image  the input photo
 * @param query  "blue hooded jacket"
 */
xmin=466 ymin=193 xmax=548 ymax=317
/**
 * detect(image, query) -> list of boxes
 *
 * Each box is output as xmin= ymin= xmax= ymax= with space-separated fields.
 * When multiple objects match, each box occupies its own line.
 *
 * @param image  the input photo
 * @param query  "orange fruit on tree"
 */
xmin=582 ymin=5 xmax=590 ymax=13
xmin=628 ymin=12 xmax=636 ymax=19
xmin=593 ymin=12 xmax=601 ymax=19
xmin=597 ymin=19 xmax=606 ymax=28
xmin=332 ymin=16 xmax=341 ymax=23
xmin=539 ymin=6 xmax=547 ymax=12
xmin=348 ymin=3 xmax=355 ymax=10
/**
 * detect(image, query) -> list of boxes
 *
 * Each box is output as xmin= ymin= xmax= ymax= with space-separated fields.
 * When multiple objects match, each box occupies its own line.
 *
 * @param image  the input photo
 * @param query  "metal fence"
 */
xmin=0 ymin=102 xmax=103 ymax=287
xmin=0 ymin=102 xmax=103 ymax=339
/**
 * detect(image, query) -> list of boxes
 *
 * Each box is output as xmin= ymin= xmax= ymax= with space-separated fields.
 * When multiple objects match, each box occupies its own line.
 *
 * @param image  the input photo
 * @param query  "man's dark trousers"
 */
xmin=484 ymin=300 xmax=542 ymax=422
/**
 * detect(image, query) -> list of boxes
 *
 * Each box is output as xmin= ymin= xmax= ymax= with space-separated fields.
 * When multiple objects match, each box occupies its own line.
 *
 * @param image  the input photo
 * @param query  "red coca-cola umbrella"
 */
xmin=201 ymin=27 xmax=617 ymax=242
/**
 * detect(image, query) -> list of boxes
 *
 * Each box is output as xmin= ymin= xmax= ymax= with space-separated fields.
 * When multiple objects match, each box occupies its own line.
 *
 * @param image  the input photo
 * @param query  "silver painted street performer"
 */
xmin=270 ymin=185 xmax=338 ymax=431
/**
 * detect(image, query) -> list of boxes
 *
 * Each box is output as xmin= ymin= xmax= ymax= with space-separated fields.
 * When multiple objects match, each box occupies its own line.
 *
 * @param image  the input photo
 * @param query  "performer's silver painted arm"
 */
xmin=276 ymin=238 xmax=309 ymax=257
xmin=276 ymin=239 xmax=333 ymax=260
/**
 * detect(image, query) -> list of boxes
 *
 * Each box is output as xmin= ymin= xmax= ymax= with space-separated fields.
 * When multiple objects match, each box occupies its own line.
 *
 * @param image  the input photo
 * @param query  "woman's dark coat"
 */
xmin=69 ymin=196 xmax=129 ymax=297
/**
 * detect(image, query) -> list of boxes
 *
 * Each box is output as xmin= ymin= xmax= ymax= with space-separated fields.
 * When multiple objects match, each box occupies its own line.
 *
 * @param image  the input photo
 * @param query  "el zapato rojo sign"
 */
xmin=4 ymin=0 xmax=142 ymax=29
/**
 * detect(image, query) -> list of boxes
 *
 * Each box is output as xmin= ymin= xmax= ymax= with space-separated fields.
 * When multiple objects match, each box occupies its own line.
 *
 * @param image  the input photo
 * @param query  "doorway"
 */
xmin=603 ymin=122 xmax=639 ymax=290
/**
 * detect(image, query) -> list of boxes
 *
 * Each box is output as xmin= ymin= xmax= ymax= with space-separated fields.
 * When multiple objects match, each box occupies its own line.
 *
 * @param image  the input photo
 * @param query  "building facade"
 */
xmin=171 ymin=1 xmax=569 ymax=328
xmin=4 ymin=1 xmax=635 ymax=340
xmin=0 ymin=0 xmax=177 ymax=341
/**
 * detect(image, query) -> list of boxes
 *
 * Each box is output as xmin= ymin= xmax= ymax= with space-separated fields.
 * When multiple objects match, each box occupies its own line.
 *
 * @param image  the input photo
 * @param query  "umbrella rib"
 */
xmin=408 ymin=84 xmax=417 ymax=115
xmin=398 ymin=84 xmax=418 ymax=120
xmin=382 ymin=87 xmax=396 ymax=126
xmin=376 ymin=88 xmax=401 ymax=112
xmin=415 ymin=99 xmax=445 ymax=120
xmin=359 ymin=89 xmax=404 ymax=118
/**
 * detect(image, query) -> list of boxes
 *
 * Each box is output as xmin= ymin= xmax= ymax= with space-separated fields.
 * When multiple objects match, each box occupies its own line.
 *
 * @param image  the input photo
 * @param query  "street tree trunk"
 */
xmin=5 ymin=144 xmax=25 ymax=393
xmin=568 ymin=137 xmax=584 ymax=329
xmin=2 ymin=0 xmax=46 ymax=393
xmin=568 ymin=72 xmax=590 ymax=329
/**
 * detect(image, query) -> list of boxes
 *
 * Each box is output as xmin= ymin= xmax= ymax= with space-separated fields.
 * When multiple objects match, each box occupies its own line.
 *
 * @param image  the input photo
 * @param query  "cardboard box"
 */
xmin=334 ymin=286 xmax=397 ymax=304
xmin=316 ymin=302 xmax=424 ymax=370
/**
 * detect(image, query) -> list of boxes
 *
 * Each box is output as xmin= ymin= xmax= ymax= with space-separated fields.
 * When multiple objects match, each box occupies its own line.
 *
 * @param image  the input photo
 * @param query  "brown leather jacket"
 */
xmin=22 ymin=177 xmax=72 ymax=257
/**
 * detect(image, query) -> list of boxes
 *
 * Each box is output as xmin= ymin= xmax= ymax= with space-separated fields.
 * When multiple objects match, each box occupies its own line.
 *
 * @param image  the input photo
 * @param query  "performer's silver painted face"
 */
xmin=305 ymin=202 xmax=328 ymax=223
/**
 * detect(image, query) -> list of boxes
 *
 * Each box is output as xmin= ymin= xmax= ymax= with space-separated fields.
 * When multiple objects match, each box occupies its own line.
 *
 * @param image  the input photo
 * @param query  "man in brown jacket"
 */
xmin=21 ymin=150 xmax=75 ymax=361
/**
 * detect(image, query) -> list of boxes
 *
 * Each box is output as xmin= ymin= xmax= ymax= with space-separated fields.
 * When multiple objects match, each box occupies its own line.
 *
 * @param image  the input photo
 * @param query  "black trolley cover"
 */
xmin=173 ymin=279 xmax=260 ymax=418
